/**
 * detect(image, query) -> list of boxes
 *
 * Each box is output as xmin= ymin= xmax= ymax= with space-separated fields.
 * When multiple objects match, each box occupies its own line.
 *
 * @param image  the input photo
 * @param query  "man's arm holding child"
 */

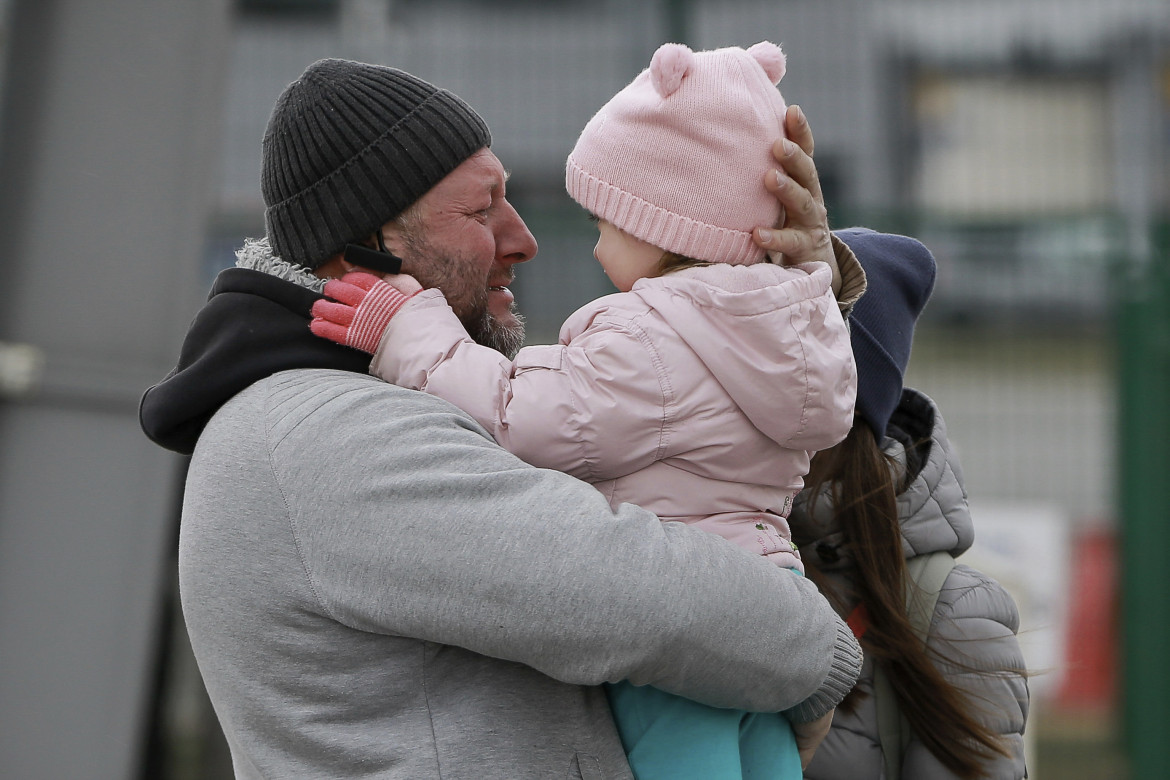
xmin=279 ymin=379 xmax=861 ymax=718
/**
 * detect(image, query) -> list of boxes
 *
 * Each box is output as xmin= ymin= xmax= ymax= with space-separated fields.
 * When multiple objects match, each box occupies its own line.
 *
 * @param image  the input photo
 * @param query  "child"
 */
xmin=312 ymin=42 xmax=857 ymax=779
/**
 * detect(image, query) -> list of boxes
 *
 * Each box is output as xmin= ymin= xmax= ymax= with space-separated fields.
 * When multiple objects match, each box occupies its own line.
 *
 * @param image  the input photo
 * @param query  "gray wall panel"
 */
xmin=0 ymin=1 xmax=230 ymax=777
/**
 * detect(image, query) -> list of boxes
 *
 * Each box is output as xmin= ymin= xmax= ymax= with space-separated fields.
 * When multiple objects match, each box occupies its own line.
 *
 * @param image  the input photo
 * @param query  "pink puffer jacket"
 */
xmin=370 ymin=261 xmax=856 ymax=571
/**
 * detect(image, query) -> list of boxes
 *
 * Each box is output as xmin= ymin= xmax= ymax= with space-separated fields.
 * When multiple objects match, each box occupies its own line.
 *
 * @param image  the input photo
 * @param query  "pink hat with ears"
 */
xmin=566 ymin=41 xmax=788 ymax=266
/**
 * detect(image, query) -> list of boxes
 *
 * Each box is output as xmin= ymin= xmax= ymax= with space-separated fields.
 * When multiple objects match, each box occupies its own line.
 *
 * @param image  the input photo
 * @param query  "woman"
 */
xmin=789 ymin=227 xmax=1030 ymax=779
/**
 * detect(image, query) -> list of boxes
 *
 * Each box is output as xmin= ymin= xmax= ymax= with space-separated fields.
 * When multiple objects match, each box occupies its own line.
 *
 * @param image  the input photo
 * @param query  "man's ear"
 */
xmin=313 ymin=253 xmax=349 ymax=279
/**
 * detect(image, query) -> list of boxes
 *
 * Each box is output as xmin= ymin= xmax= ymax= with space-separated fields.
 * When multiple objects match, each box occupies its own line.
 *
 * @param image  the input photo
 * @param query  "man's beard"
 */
xmin=466 ymin=308 xmax=525 ymax=360
xmin=400 ymin=222 xmax=526 ymax=359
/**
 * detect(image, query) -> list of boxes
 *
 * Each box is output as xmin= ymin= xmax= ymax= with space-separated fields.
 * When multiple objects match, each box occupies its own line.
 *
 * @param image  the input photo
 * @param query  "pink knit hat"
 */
xmin=566 ymin=41 xmax=788 ymax=266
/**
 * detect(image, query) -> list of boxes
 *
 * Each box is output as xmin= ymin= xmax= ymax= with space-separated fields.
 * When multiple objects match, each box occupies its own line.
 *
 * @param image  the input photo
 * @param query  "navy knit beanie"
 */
xmin=261 ymin=59 xmax=491 ymax=269
xmin=835 ymin=228 xmax=937 ymax=439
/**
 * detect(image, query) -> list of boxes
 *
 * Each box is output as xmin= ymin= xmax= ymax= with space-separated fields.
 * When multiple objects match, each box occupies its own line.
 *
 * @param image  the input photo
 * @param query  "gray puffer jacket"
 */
xmin=790 ymin=388 xmax=1029 ymax=779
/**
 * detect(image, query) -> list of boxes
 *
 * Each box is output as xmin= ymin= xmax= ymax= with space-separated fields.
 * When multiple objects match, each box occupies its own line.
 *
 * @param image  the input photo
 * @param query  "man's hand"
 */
xmin=755 ymin=105 xmax=841 ymax=294
xmin=792 ymin=708 xmax=835 ymax=769
xmin=310 ymin=271 xmax=422 ymax=354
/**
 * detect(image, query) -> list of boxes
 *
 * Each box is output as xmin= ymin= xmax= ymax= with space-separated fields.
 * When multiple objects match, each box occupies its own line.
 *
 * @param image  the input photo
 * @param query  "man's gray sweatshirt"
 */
xmin=143 ymin=253 xmax=862 ymax=779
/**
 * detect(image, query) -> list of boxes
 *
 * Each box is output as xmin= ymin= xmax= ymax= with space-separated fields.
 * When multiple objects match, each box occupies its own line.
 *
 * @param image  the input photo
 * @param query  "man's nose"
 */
xmin=496 ymin=200 xmax=538 ymax=265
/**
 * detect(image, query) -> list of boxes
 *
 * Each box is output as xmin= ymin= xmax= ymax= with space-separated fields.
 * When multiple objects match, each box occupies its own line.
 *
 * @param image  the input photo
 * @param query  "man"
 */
xmin=140 ymin=59 xmax=861 ymax=779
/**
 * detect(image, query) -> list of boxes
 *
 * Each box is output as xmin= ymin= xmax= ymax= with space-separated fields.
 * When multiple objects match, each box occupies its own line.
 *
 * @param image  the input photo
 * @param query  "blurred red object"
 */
xmin=1056 ymin=525 xmax=1117 ymax=711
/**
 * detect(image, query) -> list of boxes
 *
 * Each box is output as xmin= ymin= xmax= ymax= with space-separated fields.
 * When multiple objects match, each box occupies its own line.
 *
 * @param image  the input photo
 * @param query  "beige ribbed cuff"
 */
xmin=831 ymin=232 xmax=867 ymax=320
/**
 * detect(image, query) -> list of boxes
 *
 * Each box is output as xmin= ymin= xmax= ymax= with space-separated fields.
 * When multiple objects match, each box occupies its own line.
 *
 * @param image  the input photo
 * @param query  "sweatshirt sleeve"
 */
xmin=368 ymin=290 xmax=672 ymax=482
xmin=902 ymin=564 xmax=1031 ymax=779
xmin=273 ymin=379 xmax=861 ymax=716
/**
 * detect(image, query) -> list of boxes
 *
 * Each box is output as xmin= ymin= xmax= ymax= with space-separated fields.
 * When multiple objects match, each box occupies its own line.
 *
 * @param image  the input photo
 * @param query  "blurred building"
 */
xmin=212 ymin=0 xmax=1169 ymax=334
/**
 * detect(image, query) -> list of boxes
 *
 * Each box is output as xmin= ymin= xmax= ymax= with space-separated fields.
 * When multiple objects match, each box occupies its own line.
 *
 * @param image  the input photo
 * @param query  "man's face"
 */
xmin=385 ymin=149 xmax=538 ymax=358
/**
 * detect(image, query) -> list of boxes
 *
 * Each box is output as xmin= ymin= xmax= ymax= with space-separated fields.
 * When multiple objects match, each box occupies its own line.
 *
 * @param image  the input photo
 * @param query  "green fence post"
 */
xmin=1119 ymin=226 xmax=1170 ymax=778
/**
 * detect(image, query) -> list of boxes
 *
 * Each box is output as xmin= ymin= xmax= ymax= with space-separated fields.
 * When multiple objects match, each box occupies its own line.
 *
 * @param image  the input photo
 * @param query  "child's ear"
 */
xmin=649 ymin=42 xmax=694 ymax=98
xmin=747 ymin=41 xmax=786 ymax=85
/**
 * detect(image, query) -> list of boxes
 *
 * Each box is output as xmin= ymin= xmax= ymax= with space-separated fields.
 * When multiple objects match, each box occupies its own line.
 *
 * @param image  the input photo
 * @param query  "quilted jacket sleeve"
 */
xmin=368 ymin=291 xmax=671 ymax=482
xmin=901 ymin=563 xmax=1031 ymax=779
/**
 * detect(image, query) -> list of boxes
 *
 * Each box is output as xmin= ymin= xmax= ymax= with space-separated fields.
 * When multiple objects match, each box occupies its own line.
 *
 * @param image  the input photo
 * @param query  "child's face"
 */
xmin=593 ymin=219 xmax=664 ymax=292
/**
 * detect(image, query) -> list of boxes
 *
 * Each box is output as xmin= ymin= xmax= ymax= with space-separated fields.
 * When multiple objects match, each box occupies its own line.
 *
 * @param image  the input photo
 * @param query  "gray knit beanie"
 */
xmin=261 ymin=58 xmax=491 ymax=269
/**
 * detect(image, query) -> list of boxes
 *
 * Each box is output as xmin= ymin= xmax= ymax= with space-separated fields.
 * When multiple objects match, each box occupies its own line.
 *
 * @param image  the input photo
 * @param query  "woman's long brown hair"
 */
xmin=803 ymin=423 xmax=1013 ymax=779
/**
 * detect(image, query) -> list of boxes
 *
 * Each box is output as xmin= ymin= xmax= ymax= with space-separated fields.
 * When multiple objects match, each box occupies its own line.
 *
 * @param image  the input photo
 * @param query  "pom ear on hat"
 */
xmin=649 ymin=43 xmax=695 ymax=97
xmin=747 ymin=41 xmax=786 ymax=85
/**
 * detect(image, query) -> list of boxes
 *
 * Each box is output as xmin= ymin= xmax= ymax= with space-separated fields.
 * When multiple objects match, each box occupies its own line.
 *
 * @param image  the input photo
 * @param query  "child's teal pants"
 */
xmin=606 ymin=680 xmax=801 ymax=779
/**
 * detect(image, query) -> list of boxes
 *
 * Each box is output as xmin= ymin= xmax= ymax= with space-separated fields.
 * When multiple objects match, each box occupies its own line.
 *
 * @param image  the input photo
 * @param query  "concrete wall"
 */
xmin=0 ymin=1 xmax=230 ymax=777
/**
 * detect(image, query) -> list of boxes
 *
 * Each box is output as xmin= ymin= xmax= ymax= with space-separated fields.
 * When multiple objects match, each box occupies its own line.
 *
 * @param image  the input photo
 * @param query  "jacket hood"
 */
xmin=789 ymin=388 xmax=974 ymax=569
xmin=139 ymin=239 xmax=370 ymax=454
xmin=630 ymin=261 xmax=855 ymax=450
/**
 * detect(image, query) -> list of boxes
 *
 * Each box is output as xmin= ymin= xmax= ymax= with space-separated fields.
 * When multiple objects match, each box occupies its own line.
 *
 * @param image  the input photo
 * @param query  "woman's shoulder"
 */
xmin=934 ymin=561 xmax=1023 ymax=640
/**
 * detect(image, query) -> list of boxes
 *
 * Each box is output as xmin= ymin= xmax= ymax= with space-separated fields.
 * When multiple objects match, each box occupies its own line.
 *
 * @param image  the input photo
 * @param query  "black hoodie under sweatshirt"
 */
xmin=139 ymin=268 xmax=370 ymax=455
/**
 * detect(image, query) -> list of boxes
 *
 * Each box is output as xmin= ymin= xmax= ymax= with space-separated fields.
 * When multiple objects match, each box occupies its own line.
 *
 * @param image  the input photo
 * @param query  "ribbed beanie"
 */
xmin=566 ymin=42 xmax=789 ymax=265
xmin=262 ymin=58 xmax=491 ymax=269
xmin=836 ymin=228 xmax=937 ymax=438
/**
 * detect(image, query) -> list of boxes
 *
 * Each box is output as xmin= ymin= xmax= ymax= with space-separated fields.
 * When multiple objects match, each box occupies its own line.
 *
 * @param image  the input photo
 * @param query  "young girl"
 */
xmin=313 ymin=42 xmax=860 ymax=779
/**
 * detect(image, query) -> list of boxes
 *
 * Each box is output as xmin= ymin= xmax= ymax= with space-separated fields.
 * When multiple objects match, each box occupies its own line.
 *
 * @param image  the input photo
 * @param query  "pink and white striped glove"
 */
xmin=310 ymin=272 xmax=421 ymax=354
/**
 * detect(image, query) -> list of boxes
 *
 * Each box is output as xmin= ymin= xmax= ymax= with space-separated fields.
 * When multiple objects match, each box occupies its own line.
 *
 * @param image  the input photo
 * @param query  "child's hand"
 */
xmin=310 ymin=271 xmax=422 ymax=354
xmin=792 ymin=707 xmax=835 ymax=769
